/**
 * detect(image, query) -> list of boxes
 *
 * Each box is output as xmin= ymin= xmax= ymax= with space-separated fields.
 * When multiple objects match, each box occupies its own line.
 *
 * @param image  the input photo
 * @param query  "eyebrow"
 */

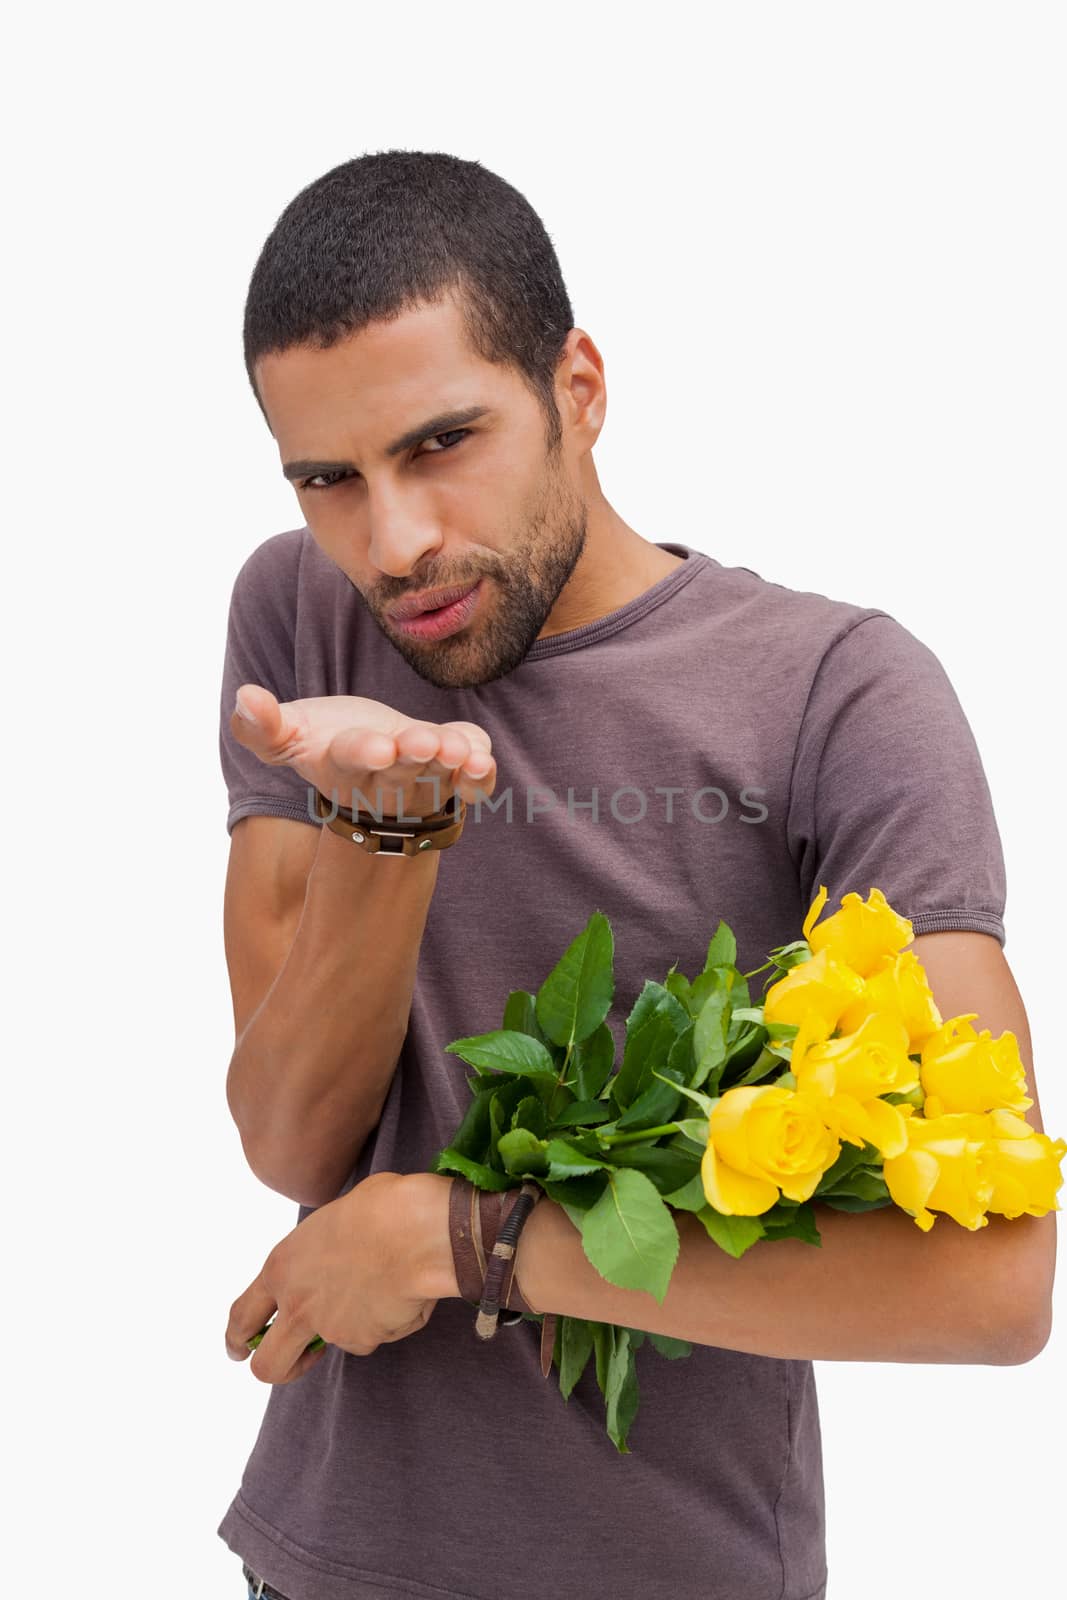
xmin=282 ymin=404 xmax=493 ymax=481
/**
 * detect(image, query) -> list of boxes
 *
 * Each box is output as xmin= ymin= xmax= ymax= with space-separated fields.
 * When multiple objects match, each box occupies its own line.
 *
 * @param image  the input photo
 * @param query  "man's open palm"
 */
xmin=230 ymin=684 xmax=497 ymax=819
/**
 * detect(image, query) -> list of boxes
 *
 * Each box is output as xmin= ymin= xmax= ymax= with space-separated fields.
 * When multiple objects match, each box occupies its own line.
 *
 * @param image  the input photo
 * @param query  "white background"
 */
xmin=5 ymin=3 xmax=1063 ymax=1597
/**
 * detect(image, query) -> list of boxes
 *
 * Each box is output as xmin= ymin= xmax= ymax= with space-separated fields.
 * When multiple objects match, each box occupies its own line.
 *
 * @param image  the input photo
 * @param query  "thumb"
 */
xmin=231 ymin=684 xmax=284 ymax=753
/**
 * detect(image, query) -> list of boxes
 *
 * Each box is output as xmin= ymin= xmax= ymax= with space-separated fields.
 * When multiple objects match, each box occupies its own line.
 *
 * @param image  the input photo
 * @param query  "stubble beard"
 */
xmin=380 ymin=462 xmax=589 ymax=690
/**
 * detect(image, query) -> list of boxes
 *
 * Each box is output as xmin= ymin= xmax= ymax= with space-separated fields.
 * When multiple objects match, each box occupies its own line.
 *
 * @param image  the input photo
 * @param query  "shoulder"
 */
xmin=228 ymin=524 xmax=311 ymax=604
xmin=700 ymin=554 xmax=913 ymax=674
xmin=226 ymin=524 xmax=351 ymax=633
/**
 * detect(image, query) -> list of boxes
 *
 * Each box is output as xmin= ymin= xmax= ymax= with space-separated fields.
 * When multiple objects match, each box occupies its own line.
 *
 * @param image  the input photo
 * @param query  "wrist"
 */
xmin=404 ymin=1172 xmax=461 ymax=1299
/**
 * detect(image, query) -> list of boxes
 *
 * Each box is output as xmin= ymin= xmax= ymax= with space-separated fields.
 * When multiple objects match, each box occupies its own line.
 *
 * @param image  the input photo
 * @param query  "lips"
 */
xmin=388 ymin=581 xmax=479 ymax=621
xmin=391 ymin=580 xmax=484 ymax=640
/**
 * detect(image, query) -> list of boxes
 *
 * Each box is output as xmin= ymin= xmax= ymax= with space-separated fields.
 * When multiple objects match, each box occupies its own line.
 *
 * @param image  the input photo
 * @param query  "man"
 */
xmin=217 ymin=150 xmax=1055 ymax=1600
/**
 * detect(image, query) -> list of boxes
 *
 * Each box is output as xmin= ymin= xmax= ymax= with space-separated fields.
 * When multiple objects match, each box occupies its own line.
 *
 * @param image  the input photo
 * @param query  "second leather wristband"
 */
xmin=447 ymin=1175 xmax=559 ymax=1379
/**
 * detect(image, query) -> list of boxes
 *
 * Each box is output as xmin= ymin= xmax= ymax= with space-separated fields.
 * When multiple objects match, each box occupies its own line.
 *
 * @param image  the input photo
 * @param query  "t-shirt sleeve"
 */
xmin=218 ymin=535 xmax=319 ymax=837
xmin=786 ymin=611 xmax=1007 ymax=946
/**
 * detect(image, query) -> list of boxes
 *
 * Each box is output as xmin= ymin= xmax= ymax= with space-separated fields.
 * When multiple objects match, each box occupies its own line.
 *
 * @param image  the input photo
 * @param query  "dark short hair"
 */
xmin=243 ymin=148 xmax=575 ymax=451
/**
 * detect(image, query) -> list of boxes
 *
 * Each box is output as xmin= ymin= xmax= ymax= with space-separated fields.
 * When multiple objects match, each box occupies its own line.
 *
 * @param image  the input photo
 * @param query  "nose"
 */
xmin=365 ymin=484 xmax=445 ymax=579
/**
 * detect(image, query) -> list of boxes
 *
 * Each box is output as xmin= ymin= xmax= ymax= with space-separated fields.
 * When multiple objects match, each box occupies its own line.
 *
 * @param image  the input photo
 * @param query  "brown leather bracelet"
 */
xmin=448 ymin=1175 xmax=558 ymax=1379
xmin=313 ymin=787 xmax=466 ymax=856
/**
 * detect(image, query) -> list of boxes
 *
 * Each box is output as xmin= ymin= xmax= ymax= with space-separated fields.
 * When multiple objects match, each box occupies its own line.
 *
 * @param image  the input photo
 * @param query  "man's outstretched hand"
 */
xmin=224 ymin=1172 xmax=458 ymax=1385
xmin=231 ymin=684 xmax=497 ymax=821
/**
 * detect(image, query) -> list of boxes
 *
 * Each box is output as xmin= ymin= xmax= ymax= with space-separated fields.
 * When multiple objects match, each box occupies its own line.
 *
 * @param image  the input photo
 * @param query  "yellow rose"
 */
xmin=983 ymin=1109 xmax=1067 ymax=1220
xmin=836 ymin=948 xmax=944 ymax=1051
xmin=803 ymin=883 xmax=914 ymax=978
xmin=920 ymin=1014 xmax=1034 ymax=1118
xmin=791 ymin=1011 xmax=918 ymax=1158
xmin=882 ymin=1111 xmax=996 ymax=1231
xmin=700 ymin=1083 xmax=840 ymax=1215
xmin=763 ymin=946 xmax=866 ymax=1035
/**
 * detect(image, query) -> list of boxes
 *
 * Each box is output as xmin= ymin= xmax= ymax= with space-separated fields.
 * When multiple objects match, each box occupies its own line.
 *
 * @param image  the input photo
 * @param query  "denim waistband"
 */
xmin=241 ymin=1558 xmax=292 ymax=1600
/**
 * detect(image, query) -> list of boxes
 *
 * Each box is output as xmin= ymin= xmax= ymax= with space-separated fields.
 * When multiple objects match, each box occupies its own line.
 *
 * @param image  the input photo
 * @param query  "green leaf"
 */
xmin=429 ymin=1147 xmax=515 ymax=1190
xmin=818 ymin=1192 xmax=894 ymax=1213
xmin=614 ymin=1017 xmax=696 ymax=1130
xmin=580 ymin=1167 xmax=680 ymax=1303
xmin=448 ymin=1086 xmax=496 ymax=1159
xmin=604 ymin=1327 xmax=641 ymax=1454
xmin=445 ymin=1029 xmax=557 ymax=1080
xmin=667 ymin=1019 xmax=697 ymax=1080
xmin=729 ymin=1049 xmax=790 ymax=1088
xmin=673 ymin=1116 xmax=711 ymax=1146
xmin=603 ymin=1143 xmax=700 ymax=1196
xmin=758 ymin=1200 xmax=822 ymax=1245
xmin=815 ymin=1139 xmax=878 ymax=1194
xmin=703 ymin=919 xmax=737 ymax=971
xmin=497 ymin=1127 xmax=549 ymax=1177
xmin=535 ymin=910 xmax=615 ymax=1049
xmin=571 ymin=1021 xmax=616 ymax=1100
xmin=559 ymin=1316 xmax=595 ymax=1399
xmin=820 ymin=1165 xmax=890 ymax=1203
xmin=548 ymin=1099 xmax=615 ymax=1128
xmin=647 ymin=1330 xmax=692 ymax=1360
xmin=487 ymin=1094 xmax=508 ymax=1170
xmin=693 ymin=1204 xmax=766 ymax=1258
xmin=692 ymin=988 xmax=731 ymax=1088
xmin=612 ymin=1000 xmax=687 ymax=1109
xmin=766 ymin=941 xmax=812 ymax=976
xmin=613 ymin=1064 xmax=685 ymax=1131
xmin=485 ymin=1074 xmax=539 ymax=1167
xmin=543 ymin=1173 xmax=610 ymax=1212
xmin=725 ymin=1014 xmax=765 ymax=1052
xmin=662 ymin=1171 xmax=708 ymax=1212
xmin=652 ymin=1070 xmax=717 ymax=1118
xmin=510 ymin=1095 xmax=549 ymax=1138
xmin=591 ymin=1320 xmax=612 ymax=1393
xmin=624 ymin=978 xmax=674 ymax=1039
xmin=664 ymin=970 xmax=692 ymax=1008
xmin=502 ymin=988 xmax=555 ymax=1049
xmin=544 ymin=1138 xmax=609 ymax=1180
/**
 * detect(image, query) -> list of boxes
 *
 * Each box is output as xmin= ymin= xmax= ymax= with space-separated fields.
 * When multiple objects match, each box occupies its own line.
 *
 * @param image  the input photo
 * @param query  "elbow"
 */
xmin=249 ymin=1155 xmax=333 ymax=1210
xmin=1005 ymin=1215 xmax=1057 ymax=1364
xmin=986 ymin=1233 xmax=1056 ymax=1366
xmin=995 ymin=1299 xmax=1054 ymax=1366
xmin=244 ymin=1122 xmax=367 ymax=1209
xmin=225 ymin=1058 xmax=362 ymax=1207
xmin=245 ymin=1135 xmax=360 ymax=1209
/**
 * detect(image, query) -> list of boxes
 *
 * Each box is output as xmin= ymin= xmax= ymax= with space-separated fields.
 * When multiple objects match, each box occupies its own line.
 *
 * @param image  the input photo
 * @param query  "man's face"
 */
xmin=254 ymin=293 xmax=589 ymax=689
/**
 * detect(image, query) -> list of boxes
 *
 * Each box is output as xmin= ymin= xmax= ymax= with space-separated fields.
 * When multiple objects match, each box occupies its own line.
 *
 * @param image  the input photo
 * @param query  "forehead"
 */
xmin=254 ymin=294 xmax=509 ymax=443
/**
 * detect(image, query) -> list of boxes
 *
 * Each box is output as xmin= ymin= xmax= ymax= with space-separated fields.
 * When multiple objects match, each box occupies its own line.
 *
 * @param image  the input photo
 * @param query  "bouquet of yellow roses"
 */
xmin=429 ymin=886 xmax=1065 ymax=1452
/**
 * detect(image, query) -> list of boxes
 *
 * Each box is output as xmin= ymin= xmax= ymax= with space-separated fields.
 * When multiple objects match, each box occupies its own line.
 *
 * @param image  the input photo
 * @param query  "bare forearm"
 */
xmin=516 ymin=1196 xmax=1053 ymax=1365
xmin=227 ymin=822 xmax=439 ymax=1205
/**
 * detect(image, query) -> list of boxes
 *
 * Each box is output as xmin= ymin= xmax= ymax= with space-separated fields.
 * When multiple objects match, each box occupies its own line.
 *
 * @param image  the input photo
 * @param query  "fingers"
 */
xmin=328 ymin=720 xmax=496 ymax=811
xmin=228 ymin=1260 xmax=320 ymax=1385
xmin=225 ymin=1269 xmax=278 ymax=1363
xmin=250 ymin=1317 xmax=327 ymax=1385
xmin=440 ymin=720 xmax=493 ymax=758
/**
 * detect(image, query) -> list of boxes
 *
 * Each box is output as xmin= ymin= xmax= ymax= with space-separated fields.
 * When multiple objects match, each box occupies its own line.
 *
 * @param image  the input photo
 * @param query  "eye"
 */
xmin=299 ymin=468 xmax=351 ymax=491
xmin=298 ymin=429 xmax=470 ymax=491
xmin=418 ymin=428 xmax=469 ymax=455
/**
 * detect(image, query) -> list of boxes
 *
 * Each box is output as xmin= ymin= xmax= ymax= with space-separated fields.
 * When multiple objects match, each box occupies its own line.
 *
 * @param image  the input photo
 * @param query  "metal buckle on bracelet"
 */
xmin=313 ymin=787 xmax=465 ymax=856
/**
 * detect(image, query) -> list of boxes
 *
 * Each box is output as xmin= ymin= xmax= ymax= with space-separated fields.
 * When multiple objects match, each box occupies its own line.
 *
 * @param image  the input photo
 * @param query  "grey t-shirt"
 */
xmin=216 ymin=531 xmax=1006 ymax=1600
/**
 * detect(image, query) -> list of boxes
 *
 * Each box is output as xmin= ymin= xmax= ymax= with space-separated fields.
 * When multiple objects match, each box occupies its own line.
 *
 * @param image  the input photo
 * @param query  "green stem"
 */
xmin=547 ymin=1040 xmax=575 ymax=1121
xmin=247 ymin=1323 xmax=325 ymax=1355
xmin=599 ymin=1122 xmax=681 ymax=1148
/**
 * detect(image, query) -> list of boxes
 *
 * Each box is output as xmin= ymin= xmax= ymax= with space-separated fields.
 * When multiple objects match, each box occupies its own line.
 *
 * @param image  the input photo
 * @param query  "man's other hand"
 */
xmin=224 ymin=1171 xmax=457 ymax=1383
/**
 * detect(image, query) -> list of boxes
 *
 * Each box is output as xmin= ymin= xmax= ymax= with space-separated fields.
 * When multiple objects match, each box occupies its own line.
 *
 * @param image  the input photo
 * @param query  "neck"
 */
xmin=537 ymin=497 xmax=685 ymax=640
